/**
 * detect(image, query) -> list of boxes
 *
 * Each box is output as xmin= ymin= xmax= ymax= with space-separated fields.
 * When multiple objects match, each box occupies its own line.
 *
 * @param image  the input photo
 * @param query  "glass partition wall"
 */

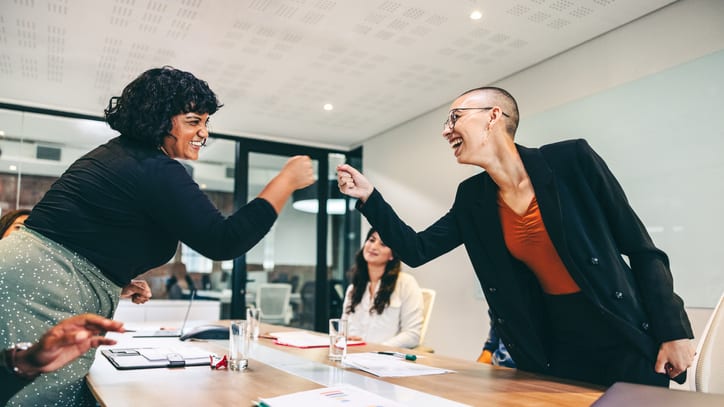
xmin=0 ymin=106 xmax=361 ymax=332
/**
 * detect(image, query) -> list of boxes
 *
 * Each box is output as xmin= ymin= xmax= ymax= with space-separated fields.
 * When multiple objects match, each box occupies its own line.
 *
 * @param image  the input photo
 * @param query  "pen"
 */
xmin=377 ymin=351 xmax=417 ymax=361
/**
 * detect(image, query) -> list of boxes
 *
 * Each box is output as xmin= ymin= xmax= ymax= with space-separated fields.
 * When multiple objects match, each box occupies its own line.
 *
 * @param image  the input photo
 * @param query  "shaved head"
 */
xmin=459 ymin=87 xmax=519 ymax=136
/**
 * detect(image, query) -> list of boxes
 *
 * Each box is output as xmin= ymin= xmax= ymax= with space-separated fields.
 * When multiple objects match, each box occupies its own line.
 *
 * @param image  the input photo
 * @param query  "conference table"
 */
xmin=181 ymin=289 xmax=302 ymax=305
xmin=87 ymin=321 xmax=604 ymax=406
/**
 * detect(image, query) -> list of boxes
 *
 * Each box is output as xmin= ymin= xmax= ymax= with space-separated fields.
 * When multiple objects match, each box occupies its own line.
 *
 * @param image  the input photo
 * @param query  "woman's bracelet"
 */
xmin=5 ymin=342 xmax=40 ymax=381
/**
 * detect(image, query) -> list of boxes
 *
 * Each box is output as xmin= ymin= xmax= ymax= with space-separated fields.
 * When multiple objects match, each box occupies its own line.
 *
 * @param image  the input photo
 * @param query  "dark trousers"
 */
xmin=543 ymin=292 xmax=669 ymax=387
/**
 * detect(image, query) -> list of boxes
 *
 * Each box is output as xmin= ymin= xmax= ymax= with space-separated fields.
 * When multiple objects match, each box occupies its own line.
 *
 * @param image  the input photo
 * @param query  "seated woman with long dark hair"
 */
xmin=0 ymin=209 xmax=31 ymax=239
xmin=341 ymin=229 xmax=424 ymax=349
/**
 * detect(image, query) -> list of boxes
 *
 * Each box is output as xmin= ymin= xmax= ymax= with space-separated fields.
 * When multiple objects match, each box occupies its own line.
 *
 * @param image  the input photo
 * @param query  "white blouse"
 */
xmin=341 ymin=272 xmax=424 ymax=349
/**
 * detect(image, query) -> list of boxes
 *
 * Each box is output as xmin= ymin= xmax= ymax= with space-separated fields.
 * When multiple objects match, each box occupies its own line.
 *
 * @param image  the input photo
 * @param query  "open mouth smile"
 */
xmin=449 ymin=136 xmax=463 ymax=155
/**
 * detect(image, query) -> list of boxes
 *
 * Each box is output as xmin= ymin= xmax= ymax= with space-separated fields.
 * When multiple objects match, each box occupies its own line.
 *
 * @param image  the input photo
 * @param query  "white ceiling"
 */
xmin=0 ymin=0 xmax=678 ymax=150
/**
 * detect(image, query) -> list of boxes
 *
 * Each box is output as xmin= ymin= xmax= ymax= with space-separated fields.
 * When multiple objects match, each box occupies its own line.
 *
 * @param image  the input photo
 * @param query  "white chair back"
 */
xmin=419 ymin=288 xmax=436 ymax=347
xmin=691 ymin=291 xmax=724 ymax=392
xmin=255 ymin=283 xmax=292 ymax=325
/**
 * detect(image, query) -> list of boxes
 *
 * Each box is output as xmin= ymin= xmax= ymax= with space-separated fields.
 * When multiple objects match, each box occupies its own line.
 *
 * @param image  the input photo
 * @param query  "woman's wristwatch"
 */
xmin=2 ymin=342 xmax=40 ymax=381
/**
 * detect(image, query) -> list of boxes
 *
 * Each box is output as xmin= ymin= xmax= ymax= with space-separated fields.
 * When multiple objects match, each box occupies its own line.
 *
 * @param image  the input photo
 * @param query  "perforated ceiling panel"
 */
xmin=0 ymin=0 xmax=676 ymax=148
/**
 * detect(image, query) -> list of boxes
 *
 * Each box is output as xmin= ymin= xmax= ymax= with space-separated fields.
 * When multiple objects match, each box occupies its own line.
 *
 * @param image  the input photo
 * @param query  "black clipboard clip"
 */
xmin=167 ymin=353 xmax=186 ymax=368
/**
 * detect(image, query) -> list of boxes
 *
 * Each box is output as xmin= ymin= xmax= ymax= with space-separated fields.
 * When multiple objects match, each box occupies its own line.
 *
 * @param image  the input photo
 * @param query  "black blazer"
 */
xmin=358 ymin=139 xmax=693 ymax=374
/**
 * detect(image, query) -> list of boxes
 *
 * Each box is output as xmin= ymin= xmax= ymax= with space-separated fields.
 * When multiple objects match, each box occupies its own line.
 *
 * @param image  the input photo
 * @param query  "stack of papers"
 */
xmin=270 ymin=331 xmax=364 ymax=348
xmin=343 ymin=352 xmax=454 ymax=377
xmin=258 ymin=384 xmax=406 ymax=407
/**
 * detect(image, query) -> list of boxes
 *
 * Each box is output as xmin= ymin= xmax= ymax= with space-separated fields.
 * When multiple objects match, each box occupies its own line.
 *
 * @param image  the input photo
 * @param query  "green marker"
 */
xmin=377 ymin=351 xmax=417 ymax=361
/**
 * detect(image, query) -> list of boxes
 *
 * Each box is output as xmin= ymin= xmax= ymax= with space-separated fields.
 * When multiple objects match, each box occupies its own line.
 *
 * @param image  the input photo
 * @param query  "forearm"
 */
xmin=185 ymin=198 xmax=277 ymax=260
xmin=257 ymin=173 xmax=297 ymax=214
xmin=357 ymin=189 xmax=459 ymax=267
xmin=631 ymin=260 xmax=693 ymax=343
xmin=382 ymin=330 xmax=421 ymax=349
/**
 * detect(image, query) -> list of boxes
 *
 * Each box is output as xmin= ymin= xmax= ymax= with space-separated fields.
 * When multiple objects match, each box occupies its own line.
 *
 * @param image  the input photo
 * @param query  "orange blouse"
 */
xmin=498 ymin=194 xmax=580 ymax=295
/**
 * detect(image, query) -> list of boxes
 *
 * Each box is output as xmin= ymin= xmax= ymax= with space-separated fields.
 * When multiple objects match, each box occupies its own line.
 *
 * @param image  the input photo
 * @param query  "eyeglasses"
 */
xmin=443 ymin=107 xmax=510 ymax=130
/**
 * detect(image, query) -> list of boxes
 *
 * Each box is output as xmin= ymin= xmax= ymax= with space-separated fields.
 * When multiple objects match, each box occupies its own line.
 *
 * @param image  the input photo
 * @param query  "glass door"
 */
xmin=244 ymin=152 xmax=319 ymax=328
xmin=149 ymin=137 xmax=238 ymax=307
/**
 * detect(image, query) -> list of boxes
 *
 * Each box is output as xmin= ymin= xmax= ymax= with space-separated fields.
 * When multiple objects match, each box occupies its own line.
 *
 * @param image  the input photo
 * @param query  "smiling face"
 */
xmin=442 ymin=89 xmax=516 ymax=167
xmin=442 ymin=91 xmax=494 ymax=165
xmin=161 ymin=112 xmax=210 ymax=160
xmin=362 ymin=231 xmax=394 ymax=268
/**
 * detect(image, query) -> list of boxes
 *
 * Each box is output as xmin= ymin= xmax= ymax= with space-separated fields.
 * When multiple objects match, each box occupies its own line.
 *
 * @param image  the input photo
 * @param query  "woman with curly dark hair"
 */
xmin=341 ymin=228 xmax=424 ymax=349
xmin=0 ymin=208 xmax=31 ymax=239
xmin=0 ymin=66 xmax=314 ymax=406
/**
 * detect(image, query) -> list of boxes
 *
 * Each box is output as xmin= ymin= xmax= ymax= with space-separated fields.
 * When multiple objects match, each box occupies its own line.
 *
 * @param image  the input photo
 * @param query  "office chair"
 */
xmin=414 ymin=288 xmax=436 ymax=353
xmin=255 ymin=283 xmax=292 ymax=325
xmin=691 ymin=290 xmax=724 ymax=393
xmin=329 ymin=279 xmax=346 ymax=320
xmin=299 ymin=281 xmax=316 ymax=330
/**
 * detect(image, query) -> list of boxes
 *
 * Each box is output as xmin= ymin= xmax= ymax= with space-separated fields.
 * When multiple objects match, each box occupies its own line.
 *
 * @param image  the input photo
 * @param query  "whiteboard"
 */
xmin=517 ymin=49 xmax=724 ymax=308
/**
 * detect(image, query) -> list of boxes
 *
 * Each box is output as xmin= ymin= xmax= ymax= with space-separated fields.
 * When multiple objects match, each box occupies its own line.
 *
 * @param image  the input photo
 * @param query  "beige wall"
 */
xmin=361 ymin=0 xmax=724 ymax=360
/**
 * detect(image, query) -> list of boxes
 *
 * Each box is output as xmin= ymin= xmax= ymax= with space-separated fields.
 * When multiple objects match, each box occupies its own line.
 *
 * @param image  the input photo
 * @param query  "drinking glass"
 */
xmin=229 ymin=320 xmax=250 ymax=370
xmin=328 ymin=318 xmax=348 ymax=361
xmin=246 ymin=307 xmax=260 ymax=341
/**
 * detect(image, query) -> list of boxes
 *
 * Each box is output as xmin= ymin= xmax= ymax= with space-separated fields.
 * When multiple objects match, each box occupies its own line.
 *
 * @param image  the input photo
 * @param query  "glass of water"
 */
xmin=328 ymin=318 xmax=348 ymax=362
xmin=246 ymin=306 xmax=260 ymax=341
xmin=229 ymin=320 xmax=250 ymax=370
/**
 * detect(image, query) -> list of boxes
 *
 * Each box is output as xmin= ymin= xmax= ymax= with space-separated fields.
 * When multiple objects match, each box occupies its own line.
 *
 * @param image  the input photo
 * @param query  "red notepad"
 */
xmin=269 ymin=331 xmax=365 ymax=348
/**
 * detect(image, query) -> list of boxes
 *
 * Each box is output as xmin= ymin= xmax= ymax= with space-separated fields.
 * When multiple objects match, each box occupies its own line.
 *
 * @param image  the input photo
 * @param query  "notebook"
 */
xmin=101 ymin=345 xmax=211 ymax=370
xmin=131 ymin=290 xmax=195 ymax=338
xmin=591 ymin=382 xmax=724 ymax=407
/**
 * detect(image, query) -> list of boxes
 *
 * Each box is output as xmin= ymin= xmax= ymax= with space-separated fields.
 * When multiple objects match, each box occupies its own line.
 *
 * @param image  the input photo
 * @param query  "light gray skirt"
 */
xmin=0 ymin=227 xmax=121 ymax=406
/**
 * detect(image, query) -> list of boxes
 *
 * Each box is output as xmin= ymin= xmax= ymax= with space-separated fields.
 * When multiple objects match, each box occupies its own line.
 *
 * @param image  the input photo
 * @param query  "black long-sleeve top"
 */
xmin=25 ymin=136 xmax=277 ymax=286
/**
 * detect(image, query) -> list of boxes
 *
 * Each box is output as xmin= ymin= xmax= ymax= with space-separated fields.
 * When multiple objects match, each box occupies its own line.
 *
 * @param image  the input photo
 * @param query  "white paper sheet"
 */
xmin=258 ymin=384 xmax=407 ymax=407
xmin=342 ymin=352 xmax=454 ymax=377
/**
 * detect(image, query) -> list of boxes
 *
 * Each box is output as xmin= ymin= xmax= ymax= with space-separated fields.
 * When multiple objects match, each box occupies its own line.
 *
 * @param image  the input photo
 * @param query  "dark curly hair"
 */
xmin=346 ymin=228 xmax=402 ymax=315
xmin=105 ymin=66 xmax=222 ymax=148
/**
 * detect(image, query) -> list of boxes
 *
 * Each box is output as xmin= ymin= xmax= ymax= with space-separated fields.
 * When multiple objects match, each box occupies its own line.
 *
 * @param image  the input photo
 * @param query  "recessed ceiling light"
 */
xmin=470 ymin=10 xmax=483 ymax=20
xmin=9 ymin=165 xmax=17 ymax=171
xmin=323 ymin=103 xmax=334 ymax=111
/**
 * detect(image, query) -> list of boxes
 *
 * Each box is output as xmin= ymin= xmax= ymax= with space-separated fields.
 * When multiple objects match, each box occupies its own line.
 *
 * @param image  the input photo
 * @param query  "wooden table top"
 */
xmin=87 ymin=321 xmax=604 ymax=407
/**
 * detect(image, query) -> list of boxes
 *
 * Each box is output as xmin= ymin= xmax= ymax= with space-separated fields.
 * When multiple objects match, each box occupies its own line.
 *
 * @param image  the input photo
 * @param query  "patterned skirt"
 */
xmin=0 ymin=227 xmax=121 ymax=406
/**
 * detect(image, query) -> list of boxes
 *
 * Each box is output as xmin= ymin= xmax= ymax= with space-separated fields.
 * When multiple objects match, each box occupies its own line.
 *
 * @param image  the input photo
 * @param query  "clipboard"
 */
xmin=101 ymin=346 xmax=211 ymax=370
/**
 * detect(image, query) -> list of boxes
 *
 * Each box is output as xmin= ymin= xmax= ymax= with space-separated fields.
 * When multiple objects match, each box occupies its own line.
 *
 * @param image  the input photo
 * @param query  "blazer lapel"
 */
xmin=467 ymin=145 xmax=568 ymax=266
xmin=517 ymin=145 xmax=567 ymax=254
xmin=470 ymin=174 xmax=515 ymax=282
